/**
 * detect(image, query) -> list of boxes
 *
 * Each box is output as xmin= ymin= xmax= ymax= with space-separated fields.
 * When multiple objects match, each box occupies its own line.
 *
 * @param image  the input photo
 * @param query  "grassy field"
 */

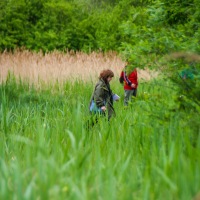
xmin=0 ymin=51 xmax=200 ymax=200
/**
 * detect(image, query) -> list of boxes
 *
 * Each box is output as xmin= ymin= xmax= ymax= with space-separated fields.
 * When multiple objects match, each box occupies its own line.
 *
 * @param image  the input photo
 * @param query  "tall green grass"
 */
xmin=0 ymin=75 xmax=199 ymax=200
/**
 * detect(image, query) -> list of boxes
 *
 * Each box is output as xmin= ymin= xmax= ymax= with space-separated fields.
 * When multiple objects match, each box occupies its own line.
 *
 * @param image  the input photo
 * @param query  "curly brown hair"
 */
xmin=99 ymin=69 xmax=114 ymax=82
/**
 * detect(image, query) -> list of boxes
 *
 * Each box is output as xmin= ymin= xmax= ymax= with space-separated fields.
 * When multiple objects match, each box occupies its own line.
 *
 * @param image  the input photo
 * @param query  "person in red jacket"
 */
xmin=119 ymin=62 xmax=138 ymax=106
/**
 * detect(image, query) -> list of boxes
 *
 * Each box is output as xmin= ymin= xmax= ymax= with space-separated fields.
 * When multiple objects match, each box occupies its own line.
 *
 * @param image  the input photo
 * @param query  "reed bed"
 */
xmin=0 ymin=75 xmax=199 ymax=200
xmin=0 ymin=50 xmax=158 ymax=84
xmin=0 ymin=51 xmax=199 ymax=200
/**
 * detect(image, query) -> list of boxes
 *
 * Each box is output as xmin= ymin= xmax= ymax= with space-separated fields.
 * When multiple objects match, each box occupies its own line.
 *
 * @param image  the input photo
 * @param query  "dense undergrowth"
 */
xmin=0 ymin=75 xmax=199 ymax=200
xmin=1 ymin=0 xmax=200 ymax=199
xmin=0 ymin=0 xmax=199 ymax=55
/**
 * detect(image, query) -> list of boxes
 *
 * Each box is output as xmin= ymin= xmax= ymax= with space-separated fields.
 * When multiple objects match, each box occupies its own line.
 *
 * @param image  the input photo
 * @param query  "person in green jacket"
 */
xmin=89 ymin=69 xmax=116 ymax=121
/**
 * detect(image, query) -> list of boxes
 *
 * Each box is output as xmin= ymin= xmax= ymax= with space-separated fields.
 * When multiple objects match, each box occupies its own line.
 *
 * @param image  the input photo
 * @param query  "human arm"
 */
xmin=119 ymin=71 xmax=124 ymax=84
xmin=124 ymin=69 xmax=138 ymax=88
xmin=123 ymin=71 xmax=134 ymax=87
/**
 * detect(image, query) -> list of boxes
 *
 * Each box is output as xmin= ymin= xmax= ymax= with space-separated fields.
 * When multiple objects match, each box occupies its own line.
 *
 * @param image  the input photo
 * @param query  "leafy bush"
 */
xmin=159 ymin=52 xmax=200 ymax=112
xmin=0 ymin=0 xmax=199 ymax=54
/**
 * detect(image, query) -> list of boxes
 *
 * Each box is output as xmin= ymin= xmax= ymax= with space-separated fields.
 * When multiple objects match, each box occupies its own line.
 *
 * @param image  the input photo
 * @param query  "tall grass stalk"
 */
xmin=0 ymin=61 xmax=199 ymax=200
xmin=0 ymin=50 xmax=158 ymax=85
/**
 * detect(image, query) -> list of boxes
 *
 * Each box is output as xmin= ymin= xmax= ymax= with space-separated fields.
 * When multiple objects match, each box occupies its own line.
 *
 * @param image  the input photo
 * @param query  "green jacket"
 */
xmin=90 ymin=78 xmax=115 ymax=120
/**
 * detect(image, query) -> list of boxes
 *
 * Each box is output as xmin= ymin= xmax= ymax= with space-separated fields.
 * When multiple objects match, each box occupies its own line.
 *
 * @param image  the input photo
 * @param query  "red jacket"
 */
xmin=120 ymin=69 xmax=138 ymax=90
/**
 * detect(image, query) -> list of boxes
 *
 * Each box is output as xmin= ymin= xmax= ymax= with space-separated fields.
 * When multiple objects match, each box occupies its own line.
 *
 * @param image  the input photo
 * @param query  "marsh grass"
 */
xmin=0 ymin=50 xmax=158 ymax=85
xmin=0 ymin=52 xmax=199 ymax=200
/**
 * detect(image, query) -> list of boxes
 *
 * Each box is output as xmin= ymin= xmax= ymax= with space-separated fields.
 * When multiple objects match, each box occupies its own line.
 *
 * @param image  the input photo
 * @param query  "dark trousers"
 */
xmin=124 ymin=89 xmax=137 ymax=106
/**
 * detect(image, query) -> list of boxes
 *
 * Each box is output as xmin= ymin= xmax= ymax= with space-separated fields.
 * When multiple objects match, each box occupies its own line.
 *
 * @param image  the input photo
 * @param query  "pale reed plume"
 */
xmin=0 ymin=50 xmax=157 ymax=85
xmin=164 ymin=52 xmax=200 ymax=63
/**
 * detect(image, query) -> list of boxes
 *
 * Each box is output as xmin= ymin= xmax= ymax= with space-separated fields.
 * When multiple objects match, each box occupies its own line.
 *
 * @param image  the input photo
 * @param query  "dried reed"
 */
xmin=0 ymin=50 xmax=157 ymax=85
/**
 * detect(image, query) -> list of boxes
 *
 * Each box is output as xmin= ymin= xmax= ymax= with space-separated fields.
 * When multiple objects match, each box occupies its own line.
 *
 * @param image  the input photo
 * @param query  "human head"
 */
xmin=99 ymin=69 xmax=114 ymax=83
xmin=125 ymin=59 xmax=137 ymax=75
xmin=126 ymin=57 xmax=134 ymax=65
xmin=125 ymin=58 xmax=130 ymax=64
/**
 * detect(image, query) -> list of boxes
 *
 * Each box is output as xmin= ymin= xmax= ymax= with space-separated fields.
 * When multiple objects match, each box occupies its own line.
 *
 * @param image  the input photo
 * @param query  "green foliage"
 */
xmin=159 ymin=52 xmax=200 ymax=112
xmin=0 ymin=76 xmax=199 ymax=199
xmin=0 ymin=0 xmax=199 ymax=53
xmin=0 ymin=0 xmax=30 ymax=50
xmin=162 ymin=0 xmax=197 ymax=25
